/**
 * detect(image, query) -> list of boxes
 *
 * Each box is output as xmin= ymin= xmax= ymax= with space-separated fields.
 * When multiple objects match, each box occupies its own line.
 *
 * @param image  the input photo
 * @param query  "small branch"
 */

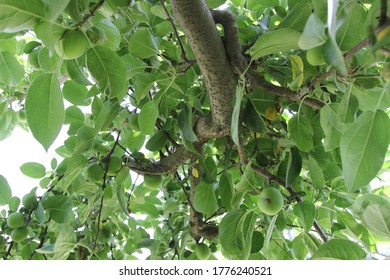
xmin=93 ymin=195 xmax=104 ymax=248
xmin=29 ymin=225 xmax=49 ymax=260
xmin=4 ymin=241 xmax=14 ymax=260
xmin=379 ymin=0 xmax=388 ymax=26
xmin=246 ymin=70 xmax=325 ymax=109
xmin=160 ymin=0 xmax=191 ymax=63
xmin=78 ymin=0 xmax=106 ymax=27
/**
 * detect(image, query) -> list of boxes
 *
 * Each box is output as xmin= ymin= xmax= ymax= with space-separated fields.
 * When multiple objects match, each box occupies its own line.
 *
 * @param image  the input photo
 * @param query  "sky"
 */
xmin=0 ymin=125 xmax=67 ymax=198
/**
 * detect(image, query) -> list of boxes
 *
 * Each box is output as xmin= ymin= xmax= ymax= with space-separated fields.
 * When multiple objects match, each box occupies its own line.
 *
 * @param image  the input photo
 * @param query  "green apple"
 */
xmin=195 ymin=243 xmax=210 ymax=260
xmin=11 ymin=228 xmax=28 ymax=242
xmin=257 ymin=187 xmax=284 ymax=215
xmin=58 ymin=29 xmax=89 ymax=60
xmin=143 ymin=175 xmax=163 ymax=189
xmin=22 ymin=194 xmax=38 ymax=210
xmin=7 ymin=212 xmax=25 ymax=229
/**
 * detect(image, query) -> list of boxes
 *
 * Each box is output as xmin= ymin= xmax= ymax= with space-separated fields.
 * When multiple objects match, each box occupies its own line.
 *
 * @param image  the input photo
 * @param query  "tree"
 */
xmin=0 ymin=0 xmax=390 ymax=260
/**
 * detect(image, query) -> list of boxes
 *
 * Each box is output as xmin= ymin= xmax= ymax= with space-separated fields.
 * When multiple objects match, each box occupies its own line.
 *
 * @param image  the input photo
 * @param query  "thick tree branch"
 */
xmin=211 ymin=9 xmax=247 ymax=74
xmin=170 ymin=0 xmax=237 ymax=131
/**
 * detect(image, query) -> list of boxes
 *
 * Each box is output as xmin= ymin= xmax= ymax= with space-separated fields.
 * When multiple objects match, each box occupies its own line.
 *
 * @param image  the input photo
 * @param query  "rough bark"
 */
xmin=170 ymin=0 xmax=237 ymax=133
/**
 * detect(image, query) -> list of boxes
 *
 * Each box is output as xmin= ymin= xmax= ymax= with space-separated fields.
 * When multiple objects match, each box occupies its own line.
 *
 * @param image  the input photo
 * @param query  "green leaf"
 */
xmin=250 ymin=28 xmax=301 ymax=59
xmin=298 ymin=14 xmax=327 ymax=50
xmin=34 ymin=21 xmax=65 ymax=52
xmin=336 ymin=4 xmax=367 ymax=51
xmin=293 ymin=200 xmax=315 ymax=232
xmin=123 ymin=129 xmax=145 ymax=152
xmin=323 ymin=37 xmax=347 ymax=76
xmin=74 ymin=126 xmax=95 ymax=153
xmin=34 ymin=202 xmax=45 ymax=224
xmin=63 ymin=80 xmax=89 ymax=106
xmin=116 ymin=184 xmax=131 ymax=217
xmin=93 ymin=17 xmax=121 ymax=51
xmin=178 ymin=104 xmax=198 ymax=142
xmin=133 ymin=73 xmax=156 ymax=101
xmin=86 ymin=46 xmax=127 ymax=99
xmin=128 ymin=29 xmax=158 ymax=58
xmin=320 ymin=104 xmax=342 ymax=151
xmin=139 ymin=100 xmax=159 ymax=135
xmin=0 ymin=0 xmax=44 ymax=32
xmin=307 ymin=156 xmax=325 ymax=189
xmin=219 ymin=209 xmax=257 ymax=259
xmin=20 ymin=162 xmax=46 ymax=179
xmin=65 ymin=60 xmax=91 ymax=86
xmin=145 ymin=130 xmax=167 ymax=151
xmin=194 ymin=181 xmax=218 ymax=217
xmin=340 ymin=110 xmax=390 ymax=192
xmin=58 ymin=154 xmax=88 ymax=191
xmin=312 ymin=239 xmax=366 ymax=260
xmin=0 ymin=175 xmax=12 ymax=206
xmin=0 ymin=51 xmax=24 ymax=86
xmin=277 ymin=147 xmax=302 ymax=185
xmin=352 ymin=86 xmax=390 ymax=112
xmin=93 ymin=99 xmax=120 ymax=134
xmin=218 ymin=172 xmax=234 ymax=210
xmin=206 ymin=0 xmax=226 ymax=9
xmin=231 ymin=85 xmax=243 ymax=145
xmin=42 ymin=195 xmax=73 ymax=223
xmin=278 ymin=2 xmax=312 ymax=32
xmin=362 ymin=204 xmax=390 ymax=238
xmin=53 ymin=224 xmax=76 ymax=260
xmin=288 ymin=114 xmax=313 ymax=152
xmin=292 ymin=232 xmax=319 ymax=260
xmin=25 ymin=73 xmax=65 ymax=151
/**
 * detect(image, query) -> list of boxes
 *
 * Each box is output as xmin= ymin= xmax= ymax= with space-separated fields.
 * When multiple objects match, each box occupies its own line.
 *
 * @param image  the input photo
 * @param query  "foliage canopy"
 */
xmin=0 ymin=0 xmax=390 ymax=260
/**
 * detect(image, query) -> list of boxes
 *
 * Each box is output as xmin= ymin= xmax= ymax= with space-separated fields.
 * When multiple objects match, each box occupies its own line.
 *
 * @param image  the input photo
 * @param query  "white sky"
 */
xmin=0 ymin=125 xmax=67 ymax=198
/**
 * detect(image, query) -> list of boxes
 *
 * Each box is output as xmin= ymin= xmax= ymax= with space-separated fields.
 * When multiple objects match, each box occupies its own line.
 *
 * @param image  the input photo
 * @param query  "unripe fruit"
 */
xmin=195 ymin=243 xmax=210 ymax=260
xmin=22 ymin=194 xmax=38 ymax=210
xmin=7 ymin=212 xmax=26 ymax=229
xmin=306 ymin=46 xmax=325 ymax=66
xmin=86 ymin=163 xmax=105 ymax=182
xmin=58 ymin=29 xmax=89 ymax=60
xmin=257 ymin=187 xmax=284 ymax=216
xmin=11 ymin=228 xmax=28 ymax=242
xmin=107 ymin=156 xmax=122 ymax=176
xmin=143 ymin=175 xmax=163 ymax=189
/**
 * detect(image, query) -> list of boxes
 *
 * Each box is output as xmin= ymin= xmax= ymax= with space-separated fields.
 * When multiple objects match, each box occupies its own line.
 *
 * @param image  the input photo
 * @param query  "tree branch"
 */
xmin=246 ymin=70 xmax=325 ymax=109
xmin=170 ymin=0 xmax=237 ymax=130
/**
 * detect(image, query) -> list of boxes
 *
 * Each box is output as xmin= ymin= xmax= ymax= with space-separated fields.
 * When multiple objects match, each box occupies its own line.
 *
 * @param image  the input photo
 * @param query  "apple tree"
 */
xmin=1 ymin=0 xmax=390 ymax=260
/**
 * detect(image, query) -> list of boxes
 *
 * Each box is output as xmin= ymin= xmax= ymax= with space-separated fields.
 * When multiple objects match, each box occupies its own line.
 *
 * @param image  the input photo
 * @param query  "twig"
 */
xmin=380 ymin=0 xmax=388 ymax=26
xmin=159 ymin=0 xmax=191 ymax=63
xmin=78 ymin=0 xmax=106 ymax=27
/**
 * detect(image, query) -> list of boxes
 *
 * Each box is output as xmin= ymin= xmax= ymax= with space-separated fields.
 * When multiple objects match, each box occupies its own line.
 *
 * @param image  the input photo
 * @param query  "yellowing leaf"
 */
xmin=265 ymin=107 xmax=278 ymax=120
xmin=290 ymin=54 xmax=304 ymax=89
xmin=192 ymin=168 xmax=199 ymax=178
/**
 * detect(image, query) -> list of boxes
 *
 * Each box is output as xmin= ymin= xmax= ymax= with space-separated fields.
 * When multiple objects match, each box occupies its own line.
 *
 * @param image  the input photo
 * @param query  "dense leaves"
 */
xmin=0 ymin=0 xmax=389 ymax=261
